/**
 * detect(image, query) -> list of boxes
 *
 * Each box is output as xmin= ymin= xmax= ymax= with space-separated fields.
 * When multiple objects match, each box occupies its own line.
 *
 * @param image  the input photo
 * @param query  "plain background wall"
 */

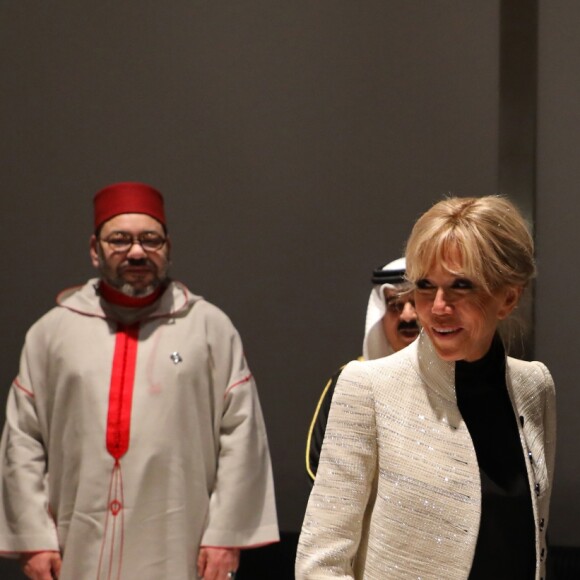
xmin=536 ymin=0 xmax=580 ymax=547
xmin=0 ymin=1 xmax=576 ymax=576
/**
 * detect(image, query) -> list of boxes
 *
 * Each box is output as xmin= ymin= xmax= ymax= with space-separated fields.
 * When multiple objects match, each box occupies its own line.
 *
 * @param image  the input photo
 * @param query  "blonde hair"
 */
xmin=405 ymin=196 xmax=535 ymax=294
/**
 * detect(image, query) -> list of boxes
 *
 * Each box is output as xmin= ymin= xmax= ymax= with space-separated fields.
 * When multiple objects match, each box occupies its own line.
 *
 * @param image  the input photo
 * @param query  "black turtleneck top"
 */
xmin=455 ymin=336 xmax=535 ymax=579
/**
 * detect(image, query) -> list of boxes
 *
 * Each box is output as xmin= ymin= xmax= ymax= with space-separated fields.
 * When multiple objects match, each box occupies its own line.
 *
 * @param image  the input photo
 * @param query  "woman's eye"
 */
xmin=452 ymin=278 xmax=475 ymax=290
xmin=416 ymin=279 xmax=433 ymax=290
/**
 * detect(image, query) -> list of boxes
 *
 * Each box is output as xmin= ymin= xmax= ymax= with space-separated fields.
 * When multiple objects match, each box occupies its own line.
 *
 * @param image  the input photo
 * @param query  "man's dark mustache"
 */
xmin=398 ymin=321 xmax=419 ymax=331
xmin=126 ymin=257 xmax=149 ymax=266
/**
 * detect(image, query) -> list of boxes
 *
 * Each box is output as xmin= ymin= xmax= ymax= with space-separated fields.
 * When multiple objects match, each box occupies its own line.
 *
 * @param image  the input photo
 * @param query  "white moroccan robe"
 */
xmin=0 ymin=279 xmax=279 ymax=579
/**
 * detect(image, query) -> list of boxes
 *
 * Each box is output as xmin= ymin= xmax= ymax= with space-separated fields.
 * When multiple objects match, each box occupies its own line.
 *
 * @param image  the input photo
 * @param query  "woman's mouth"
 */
xmin=433 ymin=326 xmax=462 ymax=336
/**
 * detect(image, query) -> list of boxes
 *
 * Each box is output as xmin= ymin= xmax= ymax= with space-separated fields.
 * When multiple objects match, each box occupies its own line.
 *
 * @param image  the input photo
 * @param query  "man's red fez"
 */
xmin=93 ymin=182 xmax=166 ymax=230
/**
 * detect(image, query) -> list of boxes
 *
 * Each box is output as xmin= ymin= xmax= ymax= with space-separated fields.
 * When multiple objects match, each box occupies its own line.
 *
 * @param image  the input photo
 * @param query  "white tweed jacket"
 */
xmin=296 ymin=332 xmax=556 ymax=580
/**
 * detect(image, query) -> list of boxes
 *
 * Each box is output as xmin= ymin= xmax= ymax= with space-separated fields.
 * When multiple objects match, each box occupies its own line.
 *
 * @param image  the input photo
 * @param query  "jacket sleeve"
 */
xmin=537 ymin=361 xmax=557 ymax=515
xmin=0 ymin=338 xmax=60 ymax=554
xmin=540 ymin=362 xmax=556 ymax=489
xmin=296 ymin=361 xmax=377 ymax=579
xmin=305 ymin=368 xmax=343 ymax=484
xmin=200 ymin=314 xmax=279 ymax=548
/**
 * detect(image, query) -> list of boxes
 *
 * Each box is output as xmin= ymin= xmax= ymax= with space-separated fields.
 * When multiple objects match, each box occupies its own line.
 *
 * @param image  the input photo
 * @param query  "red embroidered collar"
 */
xmin=98 ymin=280 xmax=166 ymax=308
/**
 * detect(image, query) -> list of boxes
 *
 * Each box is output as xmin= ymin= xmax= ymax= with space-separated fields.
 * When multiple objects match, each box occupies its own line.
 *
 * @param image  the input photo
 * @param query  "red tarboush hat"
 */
xmin=93 ymin=182 xmax=166 ymax=230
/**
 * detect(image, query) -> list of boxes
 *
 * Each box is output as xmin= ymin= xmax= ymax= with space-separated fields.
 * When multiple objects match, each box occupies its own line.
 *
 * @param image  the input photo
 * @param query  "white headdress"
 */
xmin=362 ymin=257 xmax=407 ymax=360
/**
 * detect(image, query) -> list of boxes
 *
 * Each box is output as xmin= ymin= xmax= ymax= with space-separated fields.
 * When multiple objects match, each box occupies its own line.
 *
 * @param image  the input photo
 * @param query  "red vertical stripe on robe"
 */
xmin=106 ymin=323 xmax=139 ymax=460
xmin=98 ymin=323 xmax=140 ymax=580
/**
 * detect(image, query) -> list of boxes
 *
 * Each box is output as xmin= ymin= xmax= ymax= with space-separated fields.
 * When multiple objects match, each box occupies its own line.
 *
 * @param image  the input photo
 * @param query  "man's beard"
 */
xmin=97 ymin=252 xmax=170 ymax=297
xmin=115 ymin=279 xmax=160 ymax=298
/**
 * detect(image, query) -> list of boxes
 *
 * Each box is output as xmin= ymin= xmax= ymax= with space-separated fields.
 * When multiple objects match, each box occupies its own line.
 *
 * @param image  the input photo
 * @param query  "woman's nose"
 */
xmin=431 ymin=288 xmax=450 ymax=314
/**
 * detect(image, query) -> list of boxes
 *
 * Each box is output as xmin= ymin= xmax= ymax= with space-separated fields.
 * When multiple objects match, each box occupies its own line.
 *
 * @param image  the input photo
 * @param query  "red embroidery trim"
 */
xmin=109 ymin=500 xmax=122 ymax=515
xmin=224 ymin=373 xmax=253 ymax=397
xmin=13 ymin=378 xmax=34 ymax=398
xmin=97 ymin=460 xmax=125 ymax=580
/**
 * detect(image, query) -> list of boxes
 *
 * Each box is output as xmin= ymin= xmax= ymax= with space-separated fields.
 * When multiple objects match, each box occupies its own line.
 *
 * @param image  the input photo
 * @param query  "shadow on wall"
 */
xmin=549 ymin=546 xmax=580 ymax=579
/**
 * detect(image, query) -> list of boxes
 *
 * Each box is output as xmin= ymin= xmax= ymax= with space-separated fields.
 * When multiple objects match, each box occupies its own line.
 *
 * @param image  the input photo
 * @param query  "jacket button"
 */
xmin=540 ymin=518 xmax=545 ymax=531
xmin=520 ymin=415 xmax=525 ymax=427
xmin=535 ymin=483 xmax=541 ymax=496
xmin=528 ymin=450 xmax=534 ymax=464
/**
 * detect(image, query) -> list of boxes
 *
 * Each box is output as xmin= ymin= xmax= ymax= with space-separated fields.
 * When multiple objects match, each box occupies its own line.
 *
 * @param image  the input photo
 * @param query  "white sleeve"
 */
xmin=0 ymin=341 xmax=59 ymax=553
xmin=201 ymin=320 xmax=279 ymax=548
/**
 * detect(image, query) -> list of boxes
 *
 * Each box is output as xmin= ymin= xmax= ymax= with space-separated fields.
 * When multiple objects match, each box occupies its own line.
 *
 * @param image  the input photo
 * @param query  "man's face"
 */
xmin=381 ymin=288 xmax=420 ymax=352
xmin=90 ymin=213 xmax=171 ymax=297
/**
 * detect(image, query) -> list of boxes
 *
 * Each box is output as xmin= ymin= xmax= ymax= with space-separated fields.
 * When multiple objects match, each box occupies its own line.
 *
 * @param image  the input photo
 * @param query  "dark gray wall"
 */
xmin=6 ymin=1 xmax=574 ymax=575
xmin=536 ymin=0 xmax=580 ymax=546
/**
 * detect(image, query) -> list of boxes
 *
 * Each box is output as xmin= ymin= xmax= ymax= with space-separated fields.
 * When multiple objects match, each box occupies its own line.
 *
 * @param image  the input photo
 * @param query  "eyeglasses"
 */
xmin=99 ymin=232 xmax=167 ymax=253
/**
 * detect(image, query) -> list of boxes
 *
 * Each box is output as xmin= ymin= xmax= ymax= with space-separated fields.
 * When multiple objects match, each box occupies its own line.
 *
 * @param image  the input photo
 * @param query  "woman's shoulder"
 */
xmin=506 ymin=357 xmax=555 ymax=394
xmin=339 ymin=343 xmax=419 ymax=388
xmin=507 ymin=356 xmax=552 ymax=378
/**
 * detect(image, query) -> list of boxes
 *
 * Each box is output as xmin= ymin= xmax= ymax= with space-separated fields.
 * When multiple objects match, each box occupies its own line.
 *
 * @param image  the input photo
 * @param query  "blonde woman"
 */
xmin=296 ymin=196 xmax=555 ymax=580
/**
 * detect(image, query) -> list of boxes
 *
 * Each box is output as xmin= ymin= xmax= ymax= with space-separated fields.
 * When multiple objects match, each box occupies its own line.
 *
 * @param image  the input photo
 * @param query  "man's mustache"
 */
xmin=398 ymin=320 xmax=420 ymax=331
xmin=124 ymin=257 xmax=152 ymax=267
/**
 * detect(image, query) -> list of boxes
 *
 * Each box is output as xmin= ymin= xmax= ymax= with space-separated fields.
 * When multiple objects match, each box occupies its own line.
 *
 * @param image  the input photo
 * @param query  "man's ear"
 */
xmin=89 ymin=235 xmax=100 ymax=269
